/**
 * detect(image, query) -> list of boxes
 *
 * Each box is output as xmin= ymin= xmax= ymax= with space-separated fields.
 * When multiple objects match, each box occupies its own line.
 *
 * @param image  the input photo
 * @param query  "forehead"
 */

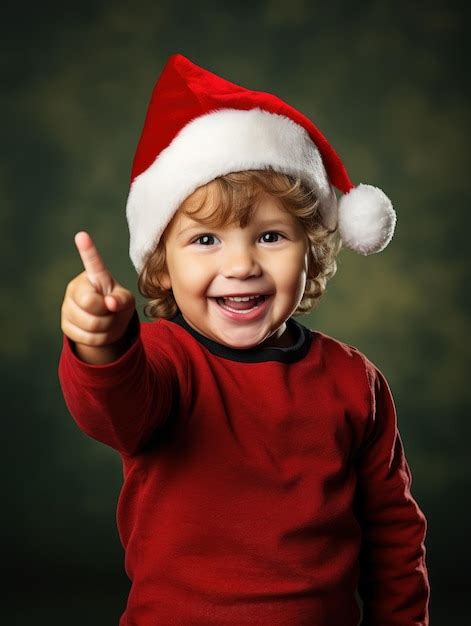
xmin=168 ymin=188 xmax=295 ymax=234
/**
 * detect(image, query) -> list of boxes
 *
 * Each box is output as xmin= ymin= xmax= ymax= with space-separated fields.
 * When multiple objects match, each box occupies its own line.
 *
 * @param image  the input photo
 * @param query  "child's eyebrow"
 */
xmin=255 ymin=218 xmax=295 ymax=230
xmin=177 ymin=218 xmax=294 ymax=238
xmin=177 ymin=223 xmax=207 ymax=238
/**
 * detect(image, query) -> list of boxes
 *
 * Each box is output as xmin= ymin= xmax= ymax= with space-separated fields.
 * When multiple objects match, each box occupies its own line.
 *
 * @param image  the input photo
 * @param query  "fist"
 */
xmin=61 ymin=231 xmax=136 ymax=349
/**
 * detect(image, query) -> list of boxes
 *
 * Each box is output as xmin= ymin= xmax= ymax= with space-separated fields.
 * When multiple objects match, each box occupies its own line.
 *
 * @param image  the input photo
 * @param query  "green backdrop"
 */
xmin=3 ymin=0 xmax=469 ymax=623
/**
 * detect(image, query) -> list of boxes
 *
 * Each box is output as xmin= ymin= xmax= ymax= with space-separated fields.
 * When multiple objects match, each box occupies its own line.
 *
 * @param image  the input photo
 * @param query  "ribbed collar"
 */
xmin=167 ymin=312 xmax=313 ymax=363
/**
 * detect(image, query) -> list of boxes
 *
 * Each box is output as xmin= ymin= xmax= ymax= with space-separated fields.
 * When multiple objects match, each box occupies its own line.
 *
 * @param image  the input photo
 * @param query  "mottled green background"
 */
xmin=3 ymin=0 xmax=469 ymax=623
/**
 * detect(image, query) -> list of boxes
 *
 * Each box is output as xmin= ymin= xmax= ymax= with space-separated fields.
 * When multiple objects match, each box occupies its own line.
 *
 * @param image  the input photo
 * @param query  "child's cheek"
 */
xmin=181 ymin=258 xmax=214 ymax=292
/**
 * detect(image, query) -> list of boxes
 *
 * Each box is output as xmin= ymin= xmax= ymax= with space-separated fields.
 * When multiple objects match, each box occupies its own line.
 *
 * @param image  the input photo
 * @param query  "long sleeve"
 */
xmin=57 ymin=311 xmax=179 ymax=456
xmin=355 ymin=360 xmax=430 ymax=625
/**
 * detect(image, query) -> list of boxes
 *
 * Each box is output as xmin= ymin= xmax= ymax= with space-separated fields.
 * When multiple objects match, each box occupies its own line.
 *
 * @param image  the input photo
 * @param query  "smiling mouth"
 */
xmin=213 ymin=295 xmax=268 ymax=313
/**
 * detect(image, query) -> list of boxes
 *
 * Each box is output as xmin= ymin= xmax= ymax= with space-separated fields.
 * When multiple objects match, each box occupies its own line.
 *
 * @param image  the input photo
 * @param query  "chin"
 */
xmin=225 ymin=339 xmax=260 ymax=350
xmin=215 ymin=330 xmax=269 ymax=350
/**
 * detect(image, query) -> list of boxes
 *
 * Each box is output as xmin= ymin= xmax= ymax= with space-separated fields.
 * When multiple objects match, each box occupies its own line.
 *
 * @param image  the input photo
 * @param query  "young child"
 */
xmin=58 ymin=54 xmax=430 ymax=625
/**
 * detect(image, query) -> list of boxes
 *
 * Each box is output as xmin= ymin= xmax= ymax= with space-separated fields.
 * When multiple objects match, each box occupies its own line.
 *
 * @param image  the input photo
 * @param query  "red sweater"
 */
xmin=58 ymin=311 xmax=429 ymax=625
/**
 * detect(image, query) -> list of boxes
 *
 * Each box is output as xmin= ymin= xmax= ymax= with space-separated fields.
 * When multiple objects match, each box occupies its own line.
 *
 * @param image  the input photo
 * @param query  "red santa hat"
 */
xmin=126 ymin=53 xmax=396 ymax=273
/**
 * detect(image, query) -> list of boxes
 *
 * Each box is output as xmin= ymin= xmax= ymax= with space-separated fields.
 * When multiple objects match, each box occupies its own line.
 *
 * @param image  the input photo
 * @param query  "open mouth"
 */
xmin=214 ymin=295 xmax=268 ymax=314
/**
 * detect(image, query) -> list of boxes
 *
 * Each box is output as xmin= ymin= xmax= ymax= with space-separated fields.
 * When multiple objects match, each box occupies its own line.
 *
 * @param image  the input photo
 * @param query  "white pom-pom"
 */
xmin=337 ymin=183 xmax=397 ymax=255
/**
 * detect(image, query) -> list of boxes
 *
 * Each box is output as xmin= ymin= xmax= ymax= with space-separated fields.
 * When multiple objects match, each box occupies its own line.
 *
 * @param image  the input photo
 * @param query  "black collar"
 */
xmin=167 ymin=311 xmax=313 ymax=363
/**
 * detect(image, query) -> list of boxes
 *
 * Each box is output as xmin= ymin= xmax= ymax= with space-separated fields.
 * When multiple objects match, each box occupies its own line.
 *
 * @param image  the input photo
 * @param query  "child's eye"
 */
xmin=192 ymin=234 xmax=219 ymax=246
xmin=260 ymin=231 xmax=284 ymax=243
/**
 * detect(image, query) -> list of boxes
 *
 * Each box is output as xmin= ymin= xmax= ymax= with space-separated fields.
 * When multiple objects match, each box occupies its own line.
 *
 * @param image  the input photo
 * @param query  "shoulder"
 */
xmin=306 ymin=326 xmax=383 ymax=393
xmin=309 ymin=326 xmax=369 ymax=366
xmin=136 ymin=316 xmax=193 ymax=365
xmin=139 ymin=316 xmax=178 ymax=342
xmin=306 ymin=329 xmax=395 ymax=442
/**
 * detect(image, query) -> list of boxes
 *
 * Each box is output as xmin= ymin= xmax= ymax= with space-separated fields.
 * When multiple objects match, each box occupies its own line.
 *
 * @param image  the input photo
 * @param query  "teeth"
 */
xmin=225 ymin=295 xmax=260 ymax=302
xmin=215 ymin=294 xmax=267 ymax=314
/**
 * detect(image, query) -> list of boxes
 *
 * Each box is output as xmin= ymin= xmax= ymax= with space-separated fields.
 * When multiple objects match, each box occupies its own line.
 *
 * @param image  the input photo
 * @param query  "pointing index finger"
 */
xmin=74 ymin=231 xmax=115 ymax=295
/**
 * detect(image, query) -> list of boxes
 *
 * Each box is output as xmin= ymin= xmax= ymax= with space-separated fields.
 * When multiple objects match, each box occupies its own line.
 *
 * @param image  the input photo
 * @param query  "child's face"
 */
xmin=159 ymin=191 xmax=309 ymax=349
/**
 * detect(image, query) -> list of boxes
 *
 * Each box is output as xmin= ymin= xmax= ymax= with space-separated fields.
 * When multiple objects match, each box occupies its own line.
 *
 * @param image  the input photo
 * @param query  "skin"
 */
xmin=160 ymin=191 xmax=310 ymax=350
xmin=61 ymin=231 xmax=136 ymax=364
xmin=60 ymin=191 xmax=310 ymax=363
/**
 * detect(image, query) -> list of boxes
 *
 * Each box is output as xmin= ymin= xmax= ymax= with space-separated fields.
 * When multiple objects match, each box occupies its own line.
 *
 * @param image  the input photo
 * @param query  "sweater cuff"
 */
xmin=60 ymin=309 xmax=144 ymax=385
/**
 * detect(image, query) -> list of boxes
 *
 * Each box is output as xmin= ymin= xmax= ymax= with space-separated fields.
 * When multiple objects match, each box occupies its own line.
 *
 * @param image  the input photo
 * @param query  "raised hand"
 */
xmin=61 ymin=231 xmax=137 ymax=363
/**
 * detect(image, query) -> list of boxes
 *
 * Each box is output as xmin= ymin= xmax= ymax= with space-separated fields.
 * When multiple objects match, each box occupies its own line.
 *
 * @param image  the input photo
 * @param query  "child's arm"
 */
xmin=58 ymin=232 xmax=178 ymax=456
xmin=58 ymin=309 xmax=178 ymax=456
xmin=355 ymin=360 xmax=430 ymax=625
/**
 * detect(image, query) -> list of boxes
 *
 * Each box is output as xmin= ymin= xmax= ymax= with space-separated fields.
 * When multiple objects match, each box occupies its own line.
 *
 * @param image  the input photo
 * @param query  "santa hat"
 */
xmin=126 ymin=53 xmax=396 ymax=273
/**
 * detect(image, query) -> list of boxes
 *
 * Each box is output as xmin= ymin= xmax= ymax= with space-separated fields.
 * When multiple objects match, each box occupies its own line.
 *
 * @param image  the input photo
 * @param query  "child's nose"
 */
xmin=221 ymin=246 xmax=262 ymax=279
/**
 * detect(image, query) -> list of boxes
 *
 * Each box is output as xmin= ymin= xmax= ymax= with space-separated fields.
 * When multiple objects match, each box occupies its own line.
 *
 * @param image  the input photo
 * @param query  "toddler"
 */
xmin=58 ymin=54 xmax=430 ymax=625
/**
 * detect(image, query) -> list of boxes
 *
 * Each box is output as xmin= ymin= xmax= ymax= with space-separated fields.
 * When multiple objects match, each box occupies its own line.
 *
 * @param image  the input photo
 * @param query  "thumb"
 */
xmin=104 ymin=287 xmax=135 ymax=313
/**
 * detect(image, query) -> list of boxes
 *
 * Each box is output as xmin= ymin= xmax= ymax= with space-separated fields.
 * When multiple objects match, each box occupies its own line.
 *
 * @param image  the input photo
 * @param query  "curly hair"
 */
xmin=137 ymin=169 xmax=343 ymax=320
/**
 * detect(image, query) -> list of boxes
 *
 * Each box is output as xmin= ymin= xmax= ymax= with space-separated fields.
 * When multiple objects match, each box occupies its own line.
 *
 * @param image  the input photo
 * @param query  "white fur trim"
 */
xmin=126 ymin=107 xmax=337 ymax=272
xmin=338 ymin=183 xmax=396 ymax=255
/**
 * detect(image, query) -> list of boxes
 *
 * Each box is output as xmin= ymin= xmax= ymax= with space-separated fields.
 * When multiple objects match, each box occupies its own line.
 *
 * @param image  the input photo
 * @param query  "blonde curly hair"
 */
xmin=137 ymin=169 xmax=342 ymax=320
